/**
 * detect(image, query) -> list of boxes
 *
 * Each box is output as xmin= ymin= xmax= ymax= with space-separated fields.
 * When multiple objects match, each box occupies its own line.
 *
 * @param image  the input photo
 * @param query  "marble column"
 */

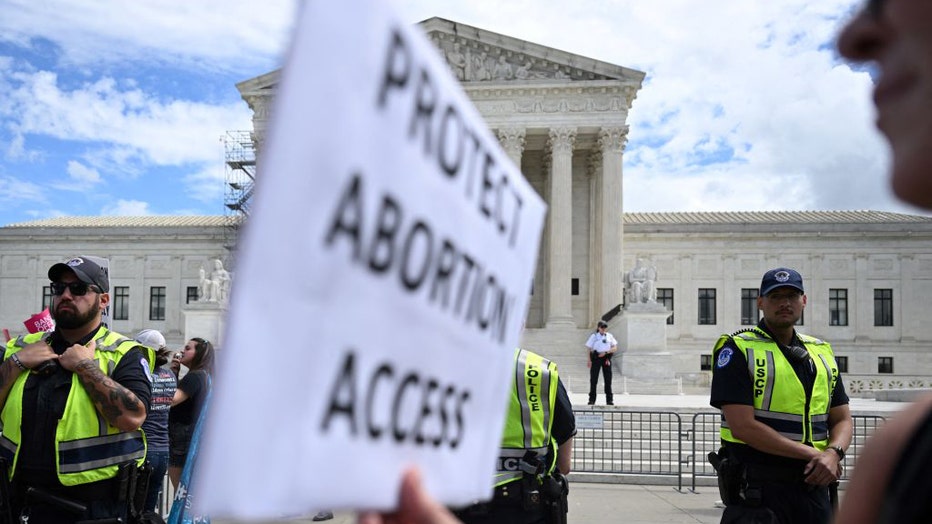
xmin=900 ymin=254 xmax=914 ymax=341
xmin=854 ymin=254 xmax=869 ymax=342
xmin=242 ymin=94 xmax=270 ymax=152
xmin=546 ymin=127 xmax=576 ymax=327
xmin=598 ymin=126 xmax=628 ymax=317
xmin=497 ymin=127 xmax=526 ymax=171
xmin=587 ymin=151 xmax=603 ymax=324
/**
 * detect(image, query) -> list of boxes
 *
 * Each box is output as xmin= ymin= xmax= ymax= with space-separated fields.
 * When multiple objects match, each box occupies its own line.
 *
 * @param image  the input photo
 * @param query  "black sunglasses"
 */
xmin=50 ymin=281 xmax=101 ymax=296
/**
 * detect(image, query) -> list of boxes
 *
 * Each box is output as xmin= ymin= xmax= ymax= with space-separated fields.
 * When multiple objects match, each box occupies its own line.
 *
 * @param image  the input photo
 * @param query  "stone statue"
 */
xmin=199 ymin=259 xmax=232 ymax=303
xmin=515 ymin=61 xmax=531 ymax=80
xmin=198 ymin=267 xmax=210 ymax=301
xmin=625 ymin=258 xmax=658 ymax=305
xmin=492 ymin=55 xmax=513 ymax=80
xmin=554 ymin=65 xmax=568 ymax=79
xmin=472 ymin=51 xmax=491 ymax=81
xmin=447 ymin=43 xmax=467 ymax=81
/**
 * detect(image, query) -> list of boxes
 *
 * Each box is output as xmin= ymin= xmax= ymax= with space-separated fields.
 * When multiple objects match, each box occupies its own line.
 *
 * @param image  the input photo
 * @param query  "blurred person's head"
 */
xmin=838 ymin=0 xmax=932 ymax=209
xmin=134 ymin=329 xmax=170 ymax=366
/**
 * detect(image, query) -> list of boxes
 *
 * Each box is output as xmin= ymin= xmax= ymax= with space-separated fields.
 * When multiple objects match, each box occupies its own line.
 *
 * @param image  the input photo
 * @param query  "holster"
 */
xmin=114 ymin=461 xmax=149 ymax=523
xmin=709 ymin=448 xmax=749 ymax=507
xmin=543 ymin=472 xmax=569 ymax=524
xmin=130 ymin=461 xmax=152 ymax=522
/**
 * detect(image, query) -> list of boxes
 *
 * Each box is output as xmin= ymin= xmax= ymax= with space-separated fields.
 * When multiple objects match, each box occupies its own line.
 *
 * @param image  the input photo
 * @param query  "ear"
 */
xmin=99 ymin=292 xmax=111 ymax=308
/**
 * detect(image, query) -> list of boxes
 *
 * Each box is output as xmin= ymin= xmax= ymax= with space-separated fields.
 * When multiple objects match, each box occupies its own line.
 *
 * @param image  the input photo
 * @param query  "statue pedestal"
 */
xmin=618 ymin=304 xmax=674 ymax=380
xmin=182 ymin=302 xmax=227 ymax=348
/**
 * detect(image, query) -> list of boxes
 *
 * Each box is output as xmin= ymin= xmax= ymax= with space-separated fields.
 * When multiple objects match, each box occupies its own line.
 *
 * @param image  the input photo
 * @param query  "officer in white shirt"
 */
xmin=585 ymin=321 xmax=618 ymax=406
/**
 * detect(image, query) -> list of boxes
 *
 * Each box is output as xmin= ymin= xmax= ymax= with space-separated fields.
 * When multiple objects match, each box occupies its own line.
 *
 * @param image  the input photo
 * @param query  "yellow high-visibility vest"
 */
xmin=715 ymin=329 xmax=838 ymax=450
xmin=0 ymin=328 xmax=154 ymax=486
xmin=494 ymin=348 xmax=561 ymax=487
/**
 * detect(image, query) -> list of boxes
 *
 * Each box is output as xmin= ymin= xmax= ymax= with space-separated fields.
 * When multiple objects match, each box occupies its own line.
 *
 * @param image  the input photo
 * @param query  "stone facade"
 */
xmin=237 ymin=17 xmax=645 ymax=333
xmin=2 ymin=19 xmax=930 ymax=396
xmin=2 ymin=212 xmax=931 ymax=395
xmin=0 ymin=216 xmax=232 ymax=348
xmin=168 ymin=19 xmax=932 ymax=394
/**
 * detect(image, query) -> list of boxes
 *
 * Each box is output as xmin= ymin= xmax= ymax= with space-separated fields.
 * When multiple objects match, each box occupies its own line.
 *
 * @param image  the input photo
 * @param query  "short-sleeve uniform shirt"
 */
xmin=585 ymin=332 xmax=617 ymax=353
xmin=710 ymin=321 xmax=849 ymax=467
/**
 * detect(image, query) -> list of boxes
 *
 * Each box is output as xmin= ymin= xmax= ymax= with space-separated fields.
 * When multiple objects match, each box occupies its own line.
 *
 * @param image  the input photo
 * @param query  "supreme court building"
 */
xmin=2 ymin=18 xmax=932 ymax=394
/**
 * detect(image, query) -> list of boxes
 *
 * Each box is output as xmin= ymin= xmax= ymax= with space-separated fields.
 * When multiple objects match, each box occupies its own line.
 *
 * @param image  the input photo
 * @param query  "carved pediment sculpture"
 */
xmin=420 ymin=17 xmax=643 ymax=85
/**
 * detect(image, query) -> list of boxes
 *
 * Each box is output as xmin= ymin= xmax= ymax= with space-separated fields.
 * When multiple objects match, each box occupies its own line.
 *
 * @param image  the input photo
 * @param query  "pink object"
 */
xmin=2 ymin=329 xmax=10 ymax=342
xmin=24 ymin=308 xmax=55 ymax=334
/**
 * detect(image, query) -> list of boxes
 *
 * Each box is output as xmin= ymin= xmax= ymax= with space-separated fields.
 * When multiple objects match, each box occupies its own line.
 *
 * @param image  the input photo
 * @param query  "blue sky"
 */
xmin=0 ymin=0 xmax=919 ymax=227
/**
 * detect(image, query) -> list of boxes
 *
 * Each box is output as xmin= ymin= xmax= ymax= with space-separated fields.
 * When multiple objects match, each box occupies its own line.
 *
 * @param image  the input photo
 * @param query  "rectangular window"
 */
xmin=835 ymin=356 xmax=848 ymax=374
xmin=571 ymin=278 xmax=580 ymax=296
xmin=874 ymin=289 xmax=893 ymax=326
xmin=740 ymin=288 xmax=759 ymax=325
xmin=700 ymin=354 xmax=712 ymax=371
xmin=149 ymin=287 xmax=166 ymax=321
xmin=829 ymin=289 xmax=849 ymax=326
xmin=187 ymin=286 xmax=199 ymax=304
xmin=657 ymin=288 xmax=674 ymax=325
xmin=113 ymin=286 xmax=130 ymax=321
xmin=41 ymin=286 xmax=53 ymax=311
xmin=878 ymin=356 xmax=894 ymax=374
xmin=698 ymin=288 xmax=717 ymax=325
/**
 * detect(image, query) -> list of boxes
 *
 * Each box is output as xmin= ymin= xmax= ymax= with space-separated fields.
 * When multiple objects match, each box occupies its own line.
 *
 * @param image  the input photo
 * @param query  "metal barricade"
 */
xmin=572 ymin=410 xmax=886 ymax=491
xmin=689 ymin=413 xmax=887 ymax=490
xmin=571 ymin=409 xmax=685 ymax=491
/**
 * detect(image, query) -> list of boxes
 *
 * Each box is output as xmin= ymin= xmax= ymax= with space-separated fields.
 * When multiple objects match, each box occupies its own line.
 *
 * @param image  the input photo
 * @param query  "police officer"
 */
xmin=710 ymin=267 xmax=852 ymax=524
xmin=0 ymin=256 xmax=153 ymax=523
xmin=585 ymin=320 xmax=617 ymax=406
xmin=455 ymin=348 xmax=575 ymax=524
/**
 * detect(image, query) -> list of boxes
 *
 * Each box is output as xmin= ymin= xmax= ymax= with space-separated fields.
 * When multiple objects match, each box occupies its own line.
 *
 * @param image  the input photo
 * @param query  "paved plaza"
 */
xmin=221 ymin=483 xmax=724 ymax=523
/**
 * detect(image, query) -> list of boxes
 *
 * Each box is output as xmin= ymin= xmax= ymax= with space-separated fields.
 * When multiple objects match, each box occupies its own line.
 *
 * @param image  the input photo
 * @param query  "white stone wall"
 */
xmin=0 ymin=225 xmax=227 ymax=349
xmin=2 ymin=217 xmax=931 ymax=391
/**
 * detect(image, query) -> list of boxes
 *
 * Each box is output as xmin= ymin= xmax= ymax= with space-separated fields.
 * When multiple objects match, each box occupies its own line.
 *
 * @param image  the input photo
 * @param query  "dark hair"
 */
xmin=154 ymin=347 xmax=173 ymax=367
xmin=188 ymin=337 xmax=215 ymax=373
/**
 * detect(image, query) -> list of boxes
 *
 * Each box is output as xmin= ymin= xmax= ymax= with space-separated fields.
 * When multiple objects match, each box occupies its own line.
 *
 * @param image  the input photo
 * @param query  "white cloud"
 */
xmin=4 ymin=71 xmax=251 ymax=166
xmin=108 ymin=199 xmax=151 ymax=215
xmin=66 ymin=160 xmax=100 ymax=184
xmin=183 ymin=165 xmax=227 ymax=210
xmin=0 ymin=175 xmax=50 ymax=217
xmin=0 ymin=0 xmax=919 ymax=223
xmin=0 ymin=0 xmax=297 ymax=72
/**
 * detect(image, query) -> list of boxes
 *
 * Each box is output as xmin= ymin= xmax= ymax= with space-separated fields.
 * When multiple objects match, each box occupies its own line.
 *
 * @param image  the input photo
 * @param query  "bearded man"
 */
xmin=0 ymin=256 xmax=153 ymax=523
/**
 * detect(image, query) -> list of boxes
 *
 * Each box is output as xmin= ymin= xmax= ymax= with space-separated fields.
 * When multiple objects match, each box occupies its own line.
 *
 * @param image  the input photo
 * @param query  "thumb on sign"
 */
xmin=357 ymin=468 xmax=460 ymax=524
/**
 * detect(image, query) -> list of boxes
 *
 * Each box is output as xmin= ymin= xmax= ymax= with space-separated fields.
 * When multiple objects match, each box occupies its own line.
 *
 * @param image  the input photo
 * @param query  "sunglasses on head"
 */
xmin=866 ymin=0 xmax=884 ymax=18
xmin=50 ymin=281 xmax=101 ymax=296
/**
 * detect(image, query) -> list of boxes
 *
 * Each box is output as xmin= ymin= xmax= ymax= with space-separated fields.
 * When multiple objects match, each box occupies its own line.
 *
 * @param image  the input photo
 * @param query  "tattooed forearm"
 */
xmin=74 ymin=359 xmax=143 ymax=428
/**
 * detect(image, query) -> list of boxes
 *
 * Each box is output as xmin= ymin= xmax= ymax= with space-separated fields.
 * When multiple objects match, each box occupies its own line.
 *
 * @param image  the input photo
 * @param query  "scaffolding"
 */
xmin=222 ymin=130 xmax=256 ymax=258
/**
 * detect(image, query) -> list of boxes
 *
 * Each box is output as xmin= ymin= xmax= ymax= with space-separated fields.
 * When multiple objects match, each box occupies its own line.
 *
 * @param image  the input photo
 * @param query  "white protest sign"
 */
xmin=197 ymin=0 xmax=546 ymax=519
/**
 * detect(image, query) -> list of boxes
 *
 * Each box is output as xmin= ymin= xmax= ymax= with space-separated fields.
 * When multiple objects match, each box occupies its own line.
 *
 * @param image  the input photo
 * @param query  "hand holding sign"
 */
xmin=358 ymin=468 xmax=461 ymax=524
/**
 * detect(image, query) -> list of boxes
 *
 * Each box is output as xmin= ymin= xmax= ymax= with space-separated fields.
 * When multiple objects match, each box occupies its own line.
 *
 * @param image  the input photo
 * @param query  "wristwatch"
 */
xmin=828 ymin=446 xmax=846 ymax=461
